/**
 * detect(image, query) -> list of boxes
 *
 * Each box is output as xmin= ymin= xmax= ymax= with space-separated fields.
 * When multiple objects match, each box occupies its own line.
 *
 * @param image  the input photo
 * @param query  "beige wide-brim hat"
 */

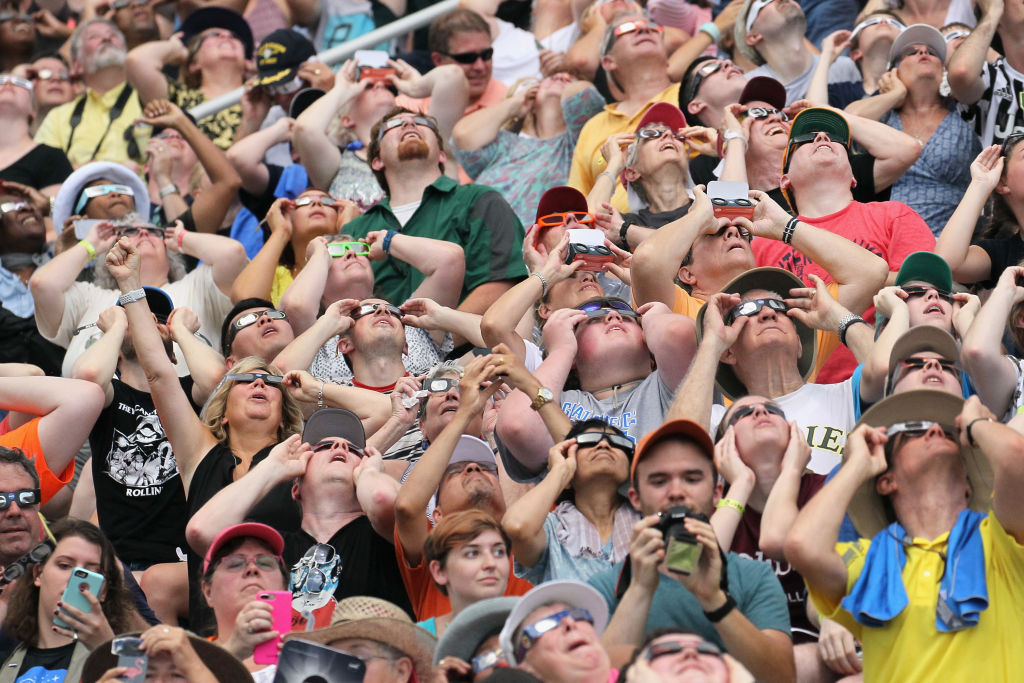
xmin=850 ymin=390 xmax=993 ymax=537
xmin=81 ymin=631 xmax=254 ymax=682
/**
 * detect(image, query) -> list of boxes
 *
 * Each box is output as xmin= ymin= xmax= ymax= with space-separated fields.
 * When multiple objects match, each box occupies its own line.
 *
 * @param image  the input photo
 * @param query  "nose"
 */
xmin=924 ymin=423 xmax=947 ymax=440
xmin=757 ymin=303 xmax=778 ymax=321
xmin=750 ymin=403 xmax=770 ymax=418
xmin=603 ymin=309 xmax=625 ymax=323
xmin=813 ymin=131 xmax=832 ymax=144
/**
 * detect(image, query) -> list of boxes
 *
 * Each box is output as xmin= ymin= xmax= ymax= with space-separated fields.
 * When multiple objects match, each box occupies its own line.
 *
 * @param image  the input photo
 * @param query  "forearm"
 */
xmin=790 ymin=221 xmax=888 ymax=313
xmin=71 ymin=327 xmax=124 ymax=388
xmin=389 ymin=235 xmax=465 ymax=308
xmin=664 ymin=339 xmax=721 ymax=431
xmin=231 ymin=233 xmax=288 ymax=301
xmin=185 ymin=462 xmax=287 ymax=553
xmin=272 ymin=316 xmax=342 ymax=373
xmin=124 ymin=43 xmax=172 ymax=104
xmin=452 ymin=99 xmax=516 ymax=151
xmin=181 ymin=121 xmax=242 ymax=192
xmin=961 ymin=290 xmax=1018 ymax=412
xmin=934 ymin=183 xmax=990 ymax=266
xmin=844 ymin=93 xmax=900 ymax=122
xmin=226 ymin=127 xmax=277 ymax=195
xmin=806 ymin=54 xmax=833 ymax=105
xmin=293 ymin=88 xmax=354 ymax=189
xmin=355 ymin=469 xmax=400 ymax=538
xmin=422 ymin=308 xmax=484 ymax=348
xmin=495 ymin=351 xmax=573 ymax=472
xmin=667 ymin=31 xmax=714 ymax=82
xmin=457 ymin=279 xmax=518 ymax=316
xmin=29 ymin=245 xmax=91 ymax=336
xmin=152 ymin=174 xmax=189 ymax=219
xmin=365 ymin=416 xmax=412 ymax=453
xmin=318 ymin=384 xmax=392 ymax=431
xmin=181 ymin=233 xmax=248 ymax=295
xmin=601 ymin=583 xmax=654 ymax=650
xmin=711 ymin=476 xmax=753 ymax=551
xmin=631 ymin=213 xmax=702 ymax=307
xmin=278 ymin=254 xmax=328 ymax=334
xmin=719 ymin=138 xmax=749 ymax=182
xmin=862 ymin=307 xmax=909 ymax=401
xmin=172 ymin=331 xmax=227 ymax=404
xmin=480 ymin=276 xmax=543 ymax=357
xmin=502 ymin=470 xmax=566 ymax=564
xmin=947 ymin=14 xmax=998 ymax=104
xmin=425 ymin=65 xmax=470 ymax=142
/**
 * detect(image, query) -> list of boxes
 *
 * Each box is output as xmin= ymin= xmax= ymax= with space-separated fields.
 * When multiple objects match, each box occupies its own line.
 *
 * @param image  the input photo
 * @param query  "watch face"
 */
xmin=540 ymin=388 xmax=553 ymax=400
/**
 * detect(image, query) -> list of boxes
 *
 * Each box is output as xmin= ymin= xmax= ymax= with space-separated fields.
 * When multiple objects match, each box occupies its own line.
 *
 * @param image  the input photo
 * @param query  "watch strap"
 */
xmin=118 ymin=288 xmax=146 ymax=306
xmin=703 ymin=592 xmax=736 ymax=623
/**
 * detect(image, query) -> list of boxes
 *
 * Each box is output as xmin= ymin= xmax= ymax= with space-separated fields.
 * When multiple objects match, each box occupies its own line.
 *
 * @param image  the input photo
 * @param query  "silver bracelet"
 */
xmin=596 ymin=170 xmax=617 ymax=184
xmin=530 ymin=271 xmax=549 ymax=298
xmin=316 ymin=380 xmax=325 ymax=410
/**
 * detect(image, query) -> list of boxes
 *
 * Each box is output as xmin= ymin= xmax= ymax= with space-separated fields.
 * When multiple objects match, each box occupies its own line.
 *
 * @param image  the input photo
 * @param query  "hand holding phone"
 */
xmin=565 ymin=228 xmax=613 ymax=272
xmin=254 ymin=590 xmax=293 ymax=665
xmin=54 ymin=567 xmax=105 ymax=630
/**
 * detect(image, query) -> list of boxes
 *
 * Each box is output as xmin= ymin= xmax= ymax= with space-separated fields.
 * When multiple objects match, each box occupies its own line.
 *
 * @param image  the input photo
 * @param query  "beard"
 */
xmin=86 ymin=46 xmax=127 ymax=73
xmin=396 ymin=137 xmax=430 ymax=161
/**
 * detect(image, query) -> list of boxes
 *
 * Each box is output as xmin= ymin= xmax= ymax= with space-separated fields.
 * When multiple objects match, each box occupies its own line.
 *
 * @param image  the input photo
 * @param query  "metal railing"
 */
xmin=189 ymin=0 xmax=459 ymax=120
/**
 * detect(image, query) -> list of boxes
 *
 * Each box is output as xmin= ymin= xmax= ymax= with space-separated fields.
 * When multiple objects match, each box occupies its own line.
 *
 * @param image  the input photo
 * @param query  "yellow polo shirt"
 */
xmin=35 ymin=81 xmax=147 ymax=168
xmin=568 ymin=82 xmax=681 ymax=213
xmin=809 ymin=511 xmax=1024 ymax=683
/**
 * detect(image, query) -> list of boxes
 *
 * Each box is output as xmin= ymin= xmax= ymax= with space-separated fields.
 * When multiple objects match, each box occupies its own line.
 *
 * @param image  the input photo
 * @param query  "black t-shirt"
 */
xmin=14 ymin=642 xmax=76 ymax=680
xmin=89 ymin=377 xmax=196 ymax=563
xmin=185 ymin=441 xmax=300 ymax=634
xmin=975 ymin=235 xmax=1024 ymax=286
xmin=0 ymin=145 xmax=72 ymax=189
xmin=282 ymin=518 xmax=414 ymax=621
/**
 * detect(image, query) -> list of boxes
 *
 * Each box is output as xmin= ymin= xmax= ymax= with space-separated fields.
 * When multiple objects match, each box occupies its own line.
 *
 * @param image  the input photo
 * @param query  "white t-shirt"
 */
xmin=45 ymin=265 xmax=232 ymax=377
xmin=492 ymin=18 xmax=543 ymax=87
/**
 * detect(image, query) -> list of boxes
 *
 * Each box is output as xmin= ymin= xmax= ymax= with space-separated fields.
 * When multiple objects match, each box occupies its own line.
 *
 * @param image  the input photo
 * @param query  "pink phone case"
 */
xmin=253 ymin=590 xmax=292 ymax=665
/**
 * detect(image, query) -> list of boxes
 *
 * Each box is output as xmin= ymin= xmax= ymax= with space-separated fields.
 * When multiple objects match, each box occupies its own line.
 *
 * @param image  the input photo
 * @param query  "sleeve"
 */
xmin=463 ymin=191 xmax=528 ymax=290
xmin=569 ymin=119 xmax=598 ymax=193
xmin=454 ymin=135 xmax=503 ymax=181
xmin=0 ymin=418 xmax=73 ymax=503
xmin=983 ymin=511 xmax=1024 ymax=580
xmin=239 ymin=164 xmax=285 ymax=219
xmin=42 ymin=281 xmax=107 ymax=347
xmin=34 ymin=105 xmax=67 ymax=149
xmin=513 ymin=514 xmax=556 ymax=583
xmin=732 ymin=557 xmax=792 ymax=635
xmin=169 ymin=266 xmax=232 ymax=349
xmin=885 ymin=203 xmax=936 ymax=269
xmin=35 ymin=145 xmax=74 ymax=187
xmin=563 ymin=86 xmax=607 ymax=142
xmin=806 ymin=539 xmax=870 ymax=636
xmin=850 ymin=154 xmax=877 ymax=201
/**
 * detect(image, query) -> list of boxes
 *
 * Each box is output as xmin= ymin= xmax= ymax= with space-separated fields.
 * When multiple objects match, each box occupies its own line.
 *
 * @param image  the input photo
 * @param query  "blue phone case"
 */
xmin=54 ymin=567 xmax=105 ymax=630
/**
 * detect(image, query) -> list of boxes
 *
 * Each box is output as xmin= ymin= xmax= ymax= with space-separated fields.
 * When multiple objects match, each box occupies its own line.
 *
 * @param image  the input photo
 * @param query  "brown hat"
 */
xmin=849 ymin=390 xmax=993 ymax=537
xmin=885 ymin=326 xmax=960 ymax=395
xmin=81 ymin=631 xmax=254 ymax=683
xmin=631 ymin=419 xmax=714 ymax=483
xmin=285 ymin=596 xmax=436 ymax=680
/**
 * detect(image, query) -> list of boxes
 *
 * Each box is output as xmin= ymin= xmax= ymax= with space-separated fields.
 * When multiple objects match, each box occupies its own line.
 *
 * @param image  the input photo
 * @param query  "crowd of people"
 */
xmin=0 ymin=0 xmax=1022 ymax=680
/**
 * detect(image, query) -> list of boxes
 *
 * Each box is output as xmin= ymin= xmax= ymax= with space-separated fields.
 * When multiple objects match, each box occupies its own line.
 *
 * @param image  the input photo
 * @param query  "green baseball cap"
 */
xmin=894 ymin=251 xmax=953 ymax=292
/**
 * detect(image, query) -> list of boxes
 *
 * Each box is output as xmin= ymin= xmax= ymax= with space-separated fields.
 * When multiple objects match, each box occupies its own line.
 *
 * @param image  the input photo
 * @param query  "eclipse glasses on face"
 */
xmin=376 ymin=115 xmax=438 ymax=142
xmin=225 ymin=372 xmax=285 ymax=385
xmin=350 ymin=302 xmax=402 ymax=320
xmin=328 ymin=241 xmax=369 ymax=257
xmin=231 ymin=309 xmax=288 ymax=332
xmin=574 ymin=431 xmax=635 ymax=456
xmin=725 ymin=298 xmax=788 ymax=325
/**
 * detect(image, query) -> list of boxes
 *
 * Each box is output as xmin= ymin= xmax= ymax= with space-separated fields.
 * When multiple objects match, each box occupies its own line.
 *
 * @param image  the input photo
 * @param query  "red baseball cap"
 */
xmin=630 ymin=419 xmax=715 ymax=483
xmin=203 ymin=522 xmax=285 ymax=572
xmin=636 ymin=102 xmax=688 ymax=133
xmin=533 ymin=186 xmax=590 ymax=248
xmin=738 ymin=76 xmax=786 ymax=109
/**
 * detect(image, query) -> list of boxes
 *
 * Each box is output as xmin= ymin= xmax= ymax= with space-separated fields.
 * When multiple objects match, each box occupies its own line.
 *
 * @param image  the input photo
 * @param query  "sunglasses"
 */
xmin=350 ymin=302 xmax=402 ymax=320
xmin=117 ymin=224 xmax=165 ymax=239
xmin=637 ymin=125 xmax=686 ymax=141
xmin=0 ymin=540 xmax=53 ymax=586
xmin=943 ymin=29 xmax=969 ymax=43
xmin=0 ymin=488 xmax=41 ymax=511
xmin=29 ymin=68 xmax=71 ymax=82
xmin=194 ymin=28 xmax=239 ymax=51
xmin=232 ymin=309 xmax=288 ymax=331
xmin=443 ymin=460 xmax=498 ymax=478
xmin=328 ymin=241 xmax=369 ymax=257
xmin=293 ymin=195 xmax=340 ymax=208
xmin=645 ymin=639 xmax=723 ymax=662
xmin=471 ymin=649 xmax=508 ymax=674
xmin=574 ymin=431 xmax=635 ymax=456
xmin=611 ymin=19 xmax=664 ymax=41
xmin=425 ymin=377 xmax=459 ymax=394
xmin=517 ymin=608 xmax=594 ymax=659
xmin=536 ymin=211 xmax=594 ymax=229
xmin=897 ymin=44 xmax=941 ymax=63
xmin=787 ymin=131 xmax=844 ymax=153
xmin=0 ymin=75 xmax=33 ymax=92
xmin=225 ymin=372 xmax=285 ymax=385
xmin=725 ymin=298 xmax=788 ymax=325
xmin=726 ymin=402 xmax=786 ymax=428
xmin=443 ymin=47 xmax=493 ymax=64
xmin=82 ymin=184 xmax=133 ymax=200
xmin=112 ymin=0 xmax=147 ymax=8
xmin=850 ymin=15 xmax=905 ymax=41
xmin=0 ymin=201 xmax=29 ymax=214
xmin=311 ymin=439 xmax=366 ymax=458
xmin=683 ymin=59 xmax=724 ymax=107
xmin=741 ymin=107 xmax=789 ymax=122
xmin=218 ymin=553 xmax=282 ymax=573
xmin=745 ymin=0 xmax=777 ymax=32
xmin=900 ymin=285 xmax=954 ymax=304
xmin=377 ymin=115 xmax=438 ymax=142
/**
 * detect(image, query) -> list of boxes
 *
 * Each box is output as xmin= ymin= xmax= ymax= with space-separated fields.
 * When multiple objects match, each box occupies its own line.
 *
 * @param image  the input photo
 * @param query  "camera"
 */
xmin=565 ymin=228 xmax=614 ymax=272
xmin=707 ymin=181 xmax=755 ymax=222
xmin=656 ymin=505 xmax=708 ymax=575
xmin=357 ymin=65 xmax=396 ymax=85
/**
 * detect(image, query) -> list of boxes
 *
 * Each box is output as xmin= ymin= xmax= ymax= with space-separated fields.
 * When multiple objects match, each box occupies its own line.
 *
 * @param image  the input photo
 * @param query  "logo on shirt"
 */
xmin=106 ymin=408 xmax=179 ymax=493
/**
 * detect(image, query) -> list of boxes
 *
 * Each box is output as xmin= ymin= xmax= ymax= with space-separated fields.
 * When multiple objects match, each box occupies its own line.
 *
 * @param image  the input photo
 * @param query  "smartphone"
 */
xmin=73 ymin=219 xmax=102 ymax=240
xmin=254 ymin=590 xmax=293 ymax=665
xmin=355 ymin=49 xmax=395 ymax=84
xmin=54 ymin=567 xmax=105 ymax=630
xmin=111 ymin=636 xmax=147 ymax=683
xmin=273 ymin=639 xmax=366 ymax=683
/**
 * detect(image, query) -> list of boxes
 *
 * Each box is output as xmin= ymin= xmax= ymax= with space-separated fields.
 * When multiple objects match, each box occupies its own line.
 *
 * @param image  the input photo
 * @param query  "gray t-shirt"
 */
xmin=560 ymin=371 xmax=675 ymax=444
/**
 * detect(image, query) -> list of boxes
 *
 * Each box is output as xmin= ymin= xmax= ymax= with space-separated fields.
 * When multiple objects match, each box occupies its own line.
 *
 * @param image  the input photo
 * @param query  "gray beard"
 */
xmin=86 ymin=48 xmax=127 ymax=74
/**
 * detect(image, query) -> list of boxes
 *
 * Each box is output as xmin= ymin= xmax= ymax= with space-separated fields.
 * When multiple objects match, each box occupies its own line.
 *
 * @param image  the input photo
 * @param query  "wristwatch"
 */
xmin=530 ymin=386 xmax=553 ymax=411
xmin=118 ymin=288 xmax=146 ymax=306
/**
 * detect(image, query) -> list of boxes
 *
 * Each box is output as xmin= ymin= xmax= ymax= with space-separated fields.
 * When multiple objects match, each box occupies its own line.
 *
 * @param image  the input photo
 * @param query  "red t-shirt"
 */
xmin=753 ymin=200 xmax=935 ymax=383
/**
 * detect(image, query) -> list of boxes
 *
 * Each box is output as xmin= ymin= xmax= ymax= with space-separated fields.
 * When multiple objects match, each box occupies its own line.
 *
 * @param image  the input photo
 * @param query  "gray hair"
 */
xmin=70 ymin=18 xmax=126 ymax=64
xmin=623 ymin=139 xmax=650 ymax=206
xmin=91 ymin=213 xmax=186 ymax=289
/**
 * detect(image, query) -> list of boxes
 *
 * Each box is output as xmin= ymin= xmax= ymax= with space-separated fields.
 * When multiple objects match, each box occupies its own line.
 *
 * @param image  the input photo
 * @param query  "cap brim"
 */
xmin=631 ymin=419 xmax=713 ymax=484
xmin=498 ymin=581 xmax=609 ymax=666
xmin=850 ymin=390 xmax=992 ymax=537
xmin=887 ymin=326 xmax=960 ymax=381
xmin=301 ymin=408 xmax=366 ymax=448
xmin=535 ymin=186 xmax=588 ymax=222
xmin=254 ymin=67 xmax=297 ymax=87
xmin=889 ymin=24 xmax=946 ymax=66
xmin=788 ymin=108 xmax=851 ymax=148
xmin=696 ymin=267 xmax=817 ymax=401
xmin=637 ymin=102 xmax=688 ymax=133
xmin=203 ymin=522 xmax=284 ymax=571
xmin=894 ymin=251 xmax=953 ymax=291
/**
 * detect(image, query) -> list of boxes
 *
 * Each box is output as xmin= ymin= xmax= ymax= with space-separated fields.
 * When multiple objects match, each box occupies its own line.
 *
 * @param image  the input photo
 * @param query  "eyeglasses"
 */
xmin=645 ymin=639 xmax=723 ymax=662
xmin=682 ymin=59 xmax=724 ymax=107
xmin=328 ymin=241 xmax=369 ymax=257
xmin=217 ymin=553 xmax=282 ymax=573
xmin=425 ymin=377 xmax=460 ymax=394
xmin=741 ymin=107 xmax=789 ymax=122
xmin=897 ymin=44 xmax=941 ymax=62
xmin=0 ymin=75 xmax=33 ymax=92
xmin=112 ymin=0 xmax=148 ymax=8
xmin=0 ymin=540 xmax=53 ymax=587
xmin=311 ymin=439 xmax=366 ymax=458
xmin=900 ymin=285 xmax=954 ymax=304
xmin=471 ymin=649 xmax=508 ymax=674
xmin=294 ymin=195 xmax=341 ymax=208
xmin=117 ymin=224 xmax=165 ymax=239
xmin=0 ymin=12 xmax=32 ymax=24
xmin=0 ymin=488 xmax=41 ymax=511
xmin=231 ymin=309 xmax=288 ymax=332
xmin=376 ymin=115 xmax=439 ymax=142
xmin=350 ymin=302 xmax=402 ymax=320
xmin=574 ymin=431 xmax=635 ymax=456
xmin=29 ymin=68 xmax=71 ymax=82
xmin=0 ymin=201 xmax=29 ymax=214
xmin=745 ymin=0 xmax=778 ymax=32
xmin=726 ymin=402 xmax=786 ymax=428
xmin=725 ymin=298 xmax=788 ymax=325
xmin=849 ymin=15 xmax=905 ymax=41
xmin=443 ymin=47 xmax=493 ymax=64
xmin=82 ymin=184 xmax=134 ymax=200
xmin=637 ymin=125 xmax=686 ymax=141
xmin=536 ymin=211 xmax=594 ymax=228
xmin=516 ymin=607 xmax=594 ymax=659
xmin=443 ymin=460 xmax=498 ymax=478
xmin=611 ymin=19 xmax=664 ymax=41
xmin=225 ymin=372 xmax=285 ymax=385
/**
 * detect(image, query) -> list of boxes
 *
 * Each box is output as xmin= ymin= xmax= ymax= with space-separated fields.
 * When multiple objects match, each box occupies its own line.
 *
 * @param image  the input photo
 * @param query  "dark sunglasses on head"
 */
xmin=351 ymin=302 xmax=402 ymax=320
xmin=225 ymin=372 xmax=285 ymax=385
xmin=425 ymin=377 xmax=459 ymax=394
xmin=900 ymin=285 xmax=954 ymax=304
xmin=727 ymin=402 xmax=786 ymax=428
xmin=637 ymin=125 xmax=686 ymax=141
xmin=645 ymin=639 xmax=723 ymax=662
xmin=0 ymin=488 xmax=41 ymax=511
xmin=537 ymin=211 xmax=594 ymax=228
xmin=0 ymin=540 xmax=53 ymax=586
xmin=574 ymin=431 xmax=635 ymax=455
xmin=232 ymin=309 xmax=288 ymax=331
xmin=311 ymin=439 xmax=366 ymax=458
xmin=117 ymin=225 xmax=165 ymax=239
xmin=517 ymin=607 xmax=594 ymax=659
xmin=742 ymin=107 xmax=789 ymax=122
xmin=328 ymin=241 xmax=369 ymax=257
xmin=294 ymin=195 xmax=340 ymax=208
xmin=444 ymin=47 xmax=493 ymax=64
xmin=377 ymin=115 xmax=439 ymax=142
xmin=725 ymin=298 xmax=788 ymax=325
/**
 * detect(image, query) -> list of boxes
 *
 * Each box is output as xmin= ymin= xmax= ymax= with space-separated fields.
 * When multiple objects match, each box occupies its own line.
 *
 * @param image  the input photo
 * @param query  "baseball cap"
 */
xmin=533 ymin=186 xmax=590 ymax=249
xmin=180 ymin=6 xmax=254 ymax=60
xmin=636 ymin=102 xmax=687 ymax=133
xmin=894 ymin=251 xmax=953 ymax=292
xmin=254 ymin=29 xmax=316 ymax=89
xmin=302 ymin=408 xmax=366 ymax=449
xmin=631 ymin=419 xmax=714 ymax=484
xmin=203 ymin=522 xmax=284 ymax=571
xmin=498 ymin=581 xmax=609 ymax=666
xmin=428 ymin=435 xmax=498 ymax=517
xmin=738 ymin=76 xmax=786 ymax=109
xmin=117 ymin=285 xmax=173 ymax=323
xmin=889 ymin=24 xmax=946 ymax=67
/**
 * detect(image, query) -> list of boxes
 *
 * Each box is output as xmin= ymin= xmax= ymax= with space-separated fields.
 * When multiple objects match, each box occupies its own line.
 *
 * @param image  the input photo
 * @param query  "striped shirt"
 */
xmin=959 ymin=57 xmax=1024 ymax=147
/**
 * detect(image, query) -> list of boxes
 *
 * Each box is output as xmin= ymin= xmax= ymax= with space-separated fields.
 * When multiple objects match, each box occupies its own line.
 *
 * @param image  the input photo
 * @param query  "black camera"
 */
xmin=656 ymin=505 xmax=708 ymax=575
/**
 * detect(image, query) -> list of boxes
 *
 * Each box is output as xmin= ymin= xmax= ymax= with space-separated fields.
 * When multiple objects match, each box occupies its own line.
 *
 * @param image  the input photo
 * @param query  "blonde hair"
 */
xmin=201 ymin=356 xmax=303 ymax=445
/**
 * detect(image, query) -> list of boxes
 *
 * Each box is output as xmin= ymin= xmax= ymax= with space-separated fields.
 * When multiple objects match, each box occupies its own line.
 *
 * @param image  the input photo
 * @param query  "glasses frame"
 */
xmin=225 ymin=372 xmax=285 ymax=386
xmin=536 ymin=211 xmax=595 ymax=228
xmin=725 ymin=298 xmax=789 ymax=325
xmin=742 ymin=107 xmax=789 ymax=122
xmin=350 ymin=302 xmax=403 ymax=321
xmin=645 ymin=639 xmax=723 ymax=662
xmin=231 ymin=309 xmax=288 ymax=331
xmin=116 ymin=224 xmax=165 ymax=239
xmin=726 ymin=401 xmax=786 ymax=429
xmin=637 ymin=125 xmax=687 ymax=141
xmin=0 ymin=539 xmax=54 ymax=586
xmin=425 ymin=377 xmax=460 ymax=394
xmin=376 ymin=115 xmax=439 ymax=142
xmin=311 ymin=439 xmax=367 ymax=459
xmin=83 ymin=184 xmax=134 ymax=200
xmin=442 ymin=460 xmax=498 ymax=479
xmin=0 ymin=201 xmax=30 ymax=215
xmin=443 ymin=47 xmax=494 ymax=64
xmin=683 ymin=59 xmax=723 ymax=106
xmin=0 ymin=488 xmax=42 ymax=511
xmin=900 ymin=285 xmax=954 ymax=305
xmin=328 ymin=241 xmax=369 ymax=257
xmin=574 ymin=431 xmax=636 ymax=456
xmin=217 ymin=553 xmax=283 ymax=573
xmin=0 ymin=75 xmax=33 ymax=92
xmin=293 ymin=195 xmax=340 ymax=208
xmin=517 ymin=607 xmax=594 ymax=660
xmin=30 ymin=68 xmax=71 ymax=82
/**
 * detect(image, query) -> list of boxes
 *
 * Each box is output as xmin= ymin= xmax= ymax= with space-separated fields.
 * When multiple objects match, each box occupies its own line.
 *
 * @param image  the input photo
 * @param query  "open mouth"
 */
xmin=249 ymin=389 xmax=268 ymax=402
xmin=261 ymin=327 xmax=278 ymax=337
xmin=924 ymin=303 xmax=944 ymax=314
xmin=330 ymin=452 xmax=348 ymax=463
xmin=441 ymin=402 xmax=459 ymax=415
xmin=765 ymin=125 xmax=786 ymax=136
